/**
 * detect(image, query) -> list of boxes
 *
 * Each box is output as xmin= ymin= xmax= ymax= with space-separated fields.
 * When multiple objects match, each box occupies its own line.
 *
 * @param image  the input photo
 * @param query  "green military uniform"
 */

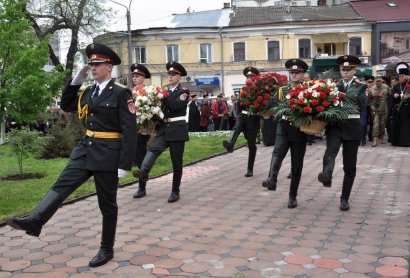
xmin=369 ymin=82 xmax=389 ymax=145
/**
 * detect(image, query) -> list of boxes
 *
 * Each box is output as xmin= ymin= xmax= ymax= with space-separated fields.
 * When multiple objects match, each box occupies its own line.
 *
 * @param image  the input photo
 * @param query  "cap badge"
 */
xmin=292 ymin=65 xmax=298 ymax=69
xmin=343 ymin=62 xmax=349 ymax=66
xmin=169 ymin=67 xmax=174 ymax=71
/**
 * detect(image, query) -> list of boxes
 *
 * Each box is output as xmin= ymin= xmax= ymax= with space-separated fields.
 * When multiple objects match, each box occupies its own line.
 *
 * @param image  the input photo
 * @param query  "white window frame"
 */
xmin=298 ymin=38 xmax=311 ymax=59
xmin=166 ymin=44 xmax=180 ymax=62
xmin=199 ymin=43 xmax=213 ymax=63
xmin=233 ymin=42 xmax=246 ymax=62
xmin=267 ymin=40 xmax=281 ymax=61
xmin=348 ymin=36 xmax=363 ymax=56
xmin=134 ymin=46 xmax=146 ymax=64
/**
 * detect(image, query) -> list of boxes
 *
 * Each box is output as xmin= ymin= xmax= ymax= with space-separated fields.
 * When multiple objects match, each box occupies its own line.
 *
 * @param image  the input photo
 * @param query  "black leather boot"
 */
xmin=244 ymin=148 xmax=256 ymax=177
xmin=262 ymin=152 xmax=282 ymax=191
xmin=288 ymin=196 xmax=297 ymax=209
xmin=223 ymin=129 xmax=240 ymax=153
xmin=340 ymin=199 xmax=350 ymax=211
xmin=340 ymin=175 xmax=355 ymax=211
xmin=168 ymin=170 xmax=182 ymax=203
xmin=132 ymin=181 xmax=146 ymax=198
xmin=7 ymin=191 xmax=61 ymax=237
xmin=89 ymin=218 xmax=116 ymax=267
xmin=318 ymin=157 xmax=335 ymax=187
xmin=132 ymin=152 xmax=158 ymax=182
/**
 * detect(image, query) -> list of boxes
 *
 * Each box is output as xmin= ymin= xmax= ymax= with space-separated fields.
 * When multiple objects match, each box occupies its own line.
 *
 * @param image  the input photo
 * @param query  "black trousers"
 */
xmin=272 ymin=131 xmax=307 ymax=197
xmin=51 ymin=156 xmax=118 ymax=249
xmin=323 ymin=131 xmax=360 ymax=200
xmin=150 ymin=134 xmax=185 ymax=192
xmin=135 ymin=133 xmax=149 ymax=168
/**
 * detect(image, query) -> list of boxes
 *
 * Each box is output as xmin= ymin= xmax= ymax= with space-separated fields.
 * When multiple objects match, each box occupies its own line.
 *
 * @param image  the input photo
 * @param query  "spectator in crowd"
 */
xmin=199 ymin=94 xmax=212 ymax=132
xmin=369 ymin=76 xmax=389 ymax=147
xmin=211 ymin=94 xmax=228 ymax=130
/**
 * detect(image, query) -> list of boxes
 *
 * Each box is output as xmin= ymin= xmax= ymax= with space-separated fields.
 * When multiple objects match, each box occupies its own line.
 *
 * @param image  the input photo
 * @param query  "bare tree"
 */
xmin=23 ymin=0 xmax=113 ymax=81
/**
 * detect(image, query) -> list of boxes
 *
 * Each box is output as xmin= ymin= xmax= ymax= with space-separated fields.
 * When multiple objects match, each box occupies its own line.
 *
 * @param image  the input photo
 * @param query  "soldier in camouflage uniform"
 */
xmin=369 ymin=76 xmax=390 ymax=146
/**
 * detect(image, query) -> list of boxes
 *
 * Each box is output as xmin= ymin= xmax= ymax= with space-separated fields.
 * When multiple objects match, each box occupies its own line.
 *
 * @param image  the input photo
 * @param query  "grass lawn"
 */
xmin=0 ymin=132 xmax=245 ymax=222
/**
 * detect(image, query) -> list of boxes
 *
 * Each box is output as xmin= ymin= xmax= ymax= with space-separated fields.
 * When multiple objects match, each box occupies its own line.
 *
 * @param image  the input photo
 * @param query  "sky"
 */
xmin=106 ymin=0 xmax=227 ymax=31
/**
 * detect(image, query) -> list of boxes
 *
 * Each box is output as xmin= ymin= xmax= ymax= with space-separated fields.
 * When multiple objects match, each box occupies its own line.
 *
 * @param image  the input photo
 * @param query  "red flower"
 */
xmin=297 ymin=98 xmax=305 ymax=105
xmin=303 ymin=106 xmax=312 ymax=113
xmin=316 ymin=106 xmax=324 ymax=112
xmin=305 ymin=92 xmax=312 ymax=98
xmin=406 ymin=84 xmax=410 ymax=90
xmin=339 ymin=92 xmax=347 ymax=99
xmin=240 ymin=71 xmax=288 ymax=113
xmin=311 ymin=99 xmax=319 ymax=106
xmin=322 ymin=100 xmax=330 ymax=107
xmin=319 ymin=92 xmax=327 ymax=99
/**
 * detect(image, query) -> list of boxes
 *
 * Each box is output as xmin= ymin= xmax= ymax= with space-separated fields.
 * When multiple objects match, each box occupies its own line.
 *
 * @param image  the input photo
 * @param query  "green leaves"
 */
xmin=0 ymin=0 xmax=64 ymax=123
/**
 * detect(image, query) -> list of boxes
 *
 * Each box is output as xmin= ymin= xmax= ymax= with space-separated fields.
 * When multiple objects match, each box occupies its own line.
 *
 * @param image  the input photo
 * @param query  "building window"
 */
xmin=267 ymin=41 xmax=280 ymax=61
xmin=200 ymin=43 xmax=212 ymax=63
xmin=134 ymin=46 xmax=146 ymax=64
xmin=167 ymin=44 xmax=179 ymax=62
xmin=233 ymin=42 xmax=245 ymax=62
xmin=299 ymin=39 xmax=311 ymax=58
xmin=324 ymin=43 xmax=336 ymax=56
xmin=349 ymin=37 xmax=362 ymax=56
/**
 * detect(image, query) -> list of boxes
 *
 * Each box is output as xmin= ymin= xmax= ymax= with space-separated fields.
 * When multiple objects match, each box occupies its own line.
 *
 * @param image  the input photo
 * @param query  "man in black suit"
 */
xmin=130 ymin=63 xmax=152 ymax=199
xmin=134 ymin=61 xmax=190 ymax=203
xmin=318 ymin=55 xmax=367 ymax=211
xmin=223 ymin=66 xmax=260 ymax=177
xmin=7 ymin=43 xmax=138 ymax=267
xmin=262 ymin=59 xmax=308 ymax=209
xmin=187 ymin=94 xmax=200 ymax=132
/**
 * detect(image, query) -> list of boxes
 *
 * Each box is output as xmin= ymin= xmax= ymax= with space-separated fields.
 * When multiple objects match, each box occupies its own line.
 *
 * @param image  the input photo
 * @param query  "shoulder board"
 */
xmin=114 ymin=82 xmax=128 ymax=88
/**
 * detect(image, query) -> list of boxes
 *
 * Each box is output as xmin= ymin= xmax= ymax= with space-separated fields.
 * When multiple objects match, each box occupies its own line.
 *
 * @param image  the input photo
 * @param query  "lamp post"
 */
xmin=108 ymin=0 xmax=133 ymax=85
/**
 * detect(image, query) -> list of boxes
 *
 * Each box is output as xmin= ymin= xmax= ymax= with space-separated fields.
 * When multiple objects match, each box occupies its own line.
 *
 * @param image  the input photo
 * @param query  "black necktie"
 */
xmin=344 ymin=83 xmax=349 ymax=92
xmin=92 ymin=86 xmax=100 ymax=98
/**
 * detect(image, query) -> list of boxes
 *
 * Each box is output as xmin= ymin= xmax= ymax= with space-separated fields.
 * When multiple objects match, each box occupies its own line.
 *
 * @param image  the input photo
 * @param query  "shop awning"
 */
xmin=312 ymin=34 xmax=349 ymax=44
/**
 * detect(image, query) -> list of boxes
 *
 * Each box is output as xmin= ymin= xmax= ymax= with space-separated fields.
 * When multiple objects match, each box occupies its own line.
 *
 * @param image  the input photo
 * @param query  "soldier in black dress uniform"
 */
xmin=130 ymin=63 xmax=152 ymax=199
xmin=223 ymin=66 xmax=260 ymax=177
xmin=187 ymin=94 xmax=201 ymax=132
xmin=262 ymin=59 xmax=308 ymax=209
xmin=134 ymin=61 xmax=190 ymax=203
xmin=318 ymin=55 xmax=367 ymax=211
xmin=7 ymin=43 xmax=138 ymax=267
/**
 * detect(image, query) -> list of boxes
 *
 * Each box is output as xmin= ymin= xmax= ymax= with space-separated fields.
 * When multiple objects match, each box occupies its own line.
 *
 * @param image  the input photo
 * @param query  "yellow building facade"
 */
xmin=96 ymin=5 xmax=372 ymax=96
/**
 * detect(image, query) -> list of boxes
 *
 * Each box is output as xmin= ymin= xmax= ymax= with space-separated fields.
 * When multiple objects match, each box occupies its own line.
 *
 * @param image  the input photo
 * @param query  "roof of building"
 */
xmin=136 ymin=9 xmax=231 ymax=30
xmin=228 ymin=4 xmax=362 ymax=27
xmin=349 ymin=0 xmax=410 ymax=22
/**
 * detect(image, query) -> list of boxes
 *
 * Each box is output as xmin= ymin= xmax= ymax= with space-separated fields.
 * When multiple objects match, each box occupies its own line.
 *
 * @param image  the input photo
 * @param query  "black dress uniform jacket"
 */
xmin=157 ymin=84 xmax=189 ymax=142
xmin=60 ymin=79 xmax=138 ymax=171
xmin=326 ymin=80 xmax=367 ymax=141
xmin=236 ymin=102 xmax=260 ymax=130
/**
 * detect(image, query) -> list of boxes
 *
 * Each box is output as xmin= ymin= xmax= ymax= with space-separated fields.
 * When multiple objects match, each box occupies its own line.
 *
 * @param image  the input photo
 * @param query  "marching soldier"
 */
xmin=134 ymin=61 xmax=190 ymax=203
xmin=262 ymin=59 xmax=308 ymax=209
xmin=318 ymin=55 xmax=367 ymax=211
xmin=130 ymin=63 xmax=152 ymax=199
xmin=223 ymin=66 xmax=260 ymax=177
xmin=7 ymin=43 xmax=138 ymax=267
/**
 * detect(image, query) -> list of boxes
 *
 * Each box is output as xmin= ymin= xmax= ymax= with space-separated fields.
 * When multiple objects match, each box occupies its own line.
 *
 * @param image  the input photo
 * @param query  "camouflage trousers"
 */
xmin=372 ymin=113 xmax=387 ymax=138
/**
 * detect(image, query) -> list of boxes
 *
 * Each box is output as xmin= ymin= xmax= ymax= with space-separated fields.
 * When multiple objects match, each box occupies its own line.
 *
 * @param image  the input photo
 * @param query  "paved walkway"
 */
xmin=0 ymin=140 xmax=409 ymax=277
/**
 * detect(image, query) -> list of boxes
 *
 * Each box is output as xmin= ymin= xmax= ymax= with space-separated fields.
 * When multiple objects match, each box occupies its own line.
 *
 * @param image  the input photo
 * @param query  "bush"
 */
xmin=40 ymin=112 xmax=85 ymax=159
xmin=7 ymin=128 xmax=43 ymax=175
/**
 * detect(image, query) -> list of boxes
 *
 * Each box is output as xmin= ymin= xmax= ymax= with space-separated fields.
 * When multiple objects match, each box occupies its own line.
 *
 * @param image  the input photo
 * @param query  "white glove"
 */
xmin=71 ymin=65 xmax=90 ymax=85
xmin=118 ymin=169 xmax=129 ymax=178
